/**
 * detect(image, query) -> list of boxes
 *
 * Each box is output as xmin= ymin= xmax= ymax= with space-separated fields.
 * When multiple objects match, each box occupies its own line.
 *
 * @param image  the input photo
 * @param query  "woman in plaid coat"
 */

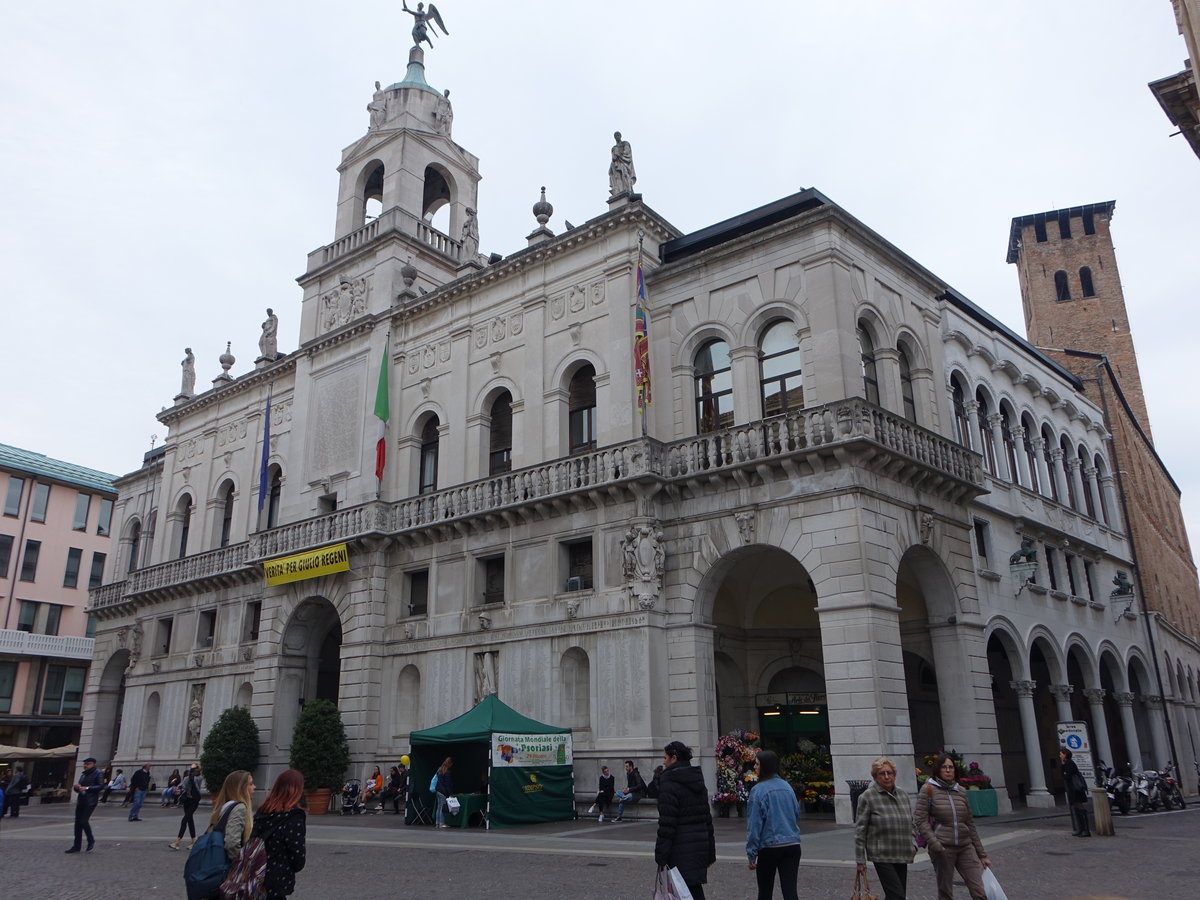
xmin=854 ymin=757 xmax=916 ymax=900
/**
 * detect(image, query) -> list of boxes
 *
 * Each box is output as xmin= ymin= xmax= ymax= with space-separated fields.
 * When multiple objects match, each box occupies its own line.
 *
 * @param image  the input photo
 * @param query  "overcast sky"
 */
xmin=3 ymin=1 xmax=1198 ymax=554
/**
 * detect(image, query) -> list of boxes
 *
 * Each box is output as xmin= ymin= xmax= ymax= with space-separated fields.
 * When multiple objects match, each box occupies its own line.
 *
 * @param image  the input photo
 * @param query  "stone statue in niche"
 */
xmin=185 ymin=684 xmax=205 ymax=745
xmin=474 ymin=650 xmax=497 ymax=703
xmin=622 ymin=523 xmax=665 ymax=609
xmin=179 ymin=348 xmax=196 ymax=397
xmin=460 ymin=205 xmax=478 ymax=258
xmin=608 ymin=131 xmax=636 ymax=197
xmin=258 ymin=308 xmax=279 ymax=360
xmin=128 ymin=622 xmax=143 ymax=667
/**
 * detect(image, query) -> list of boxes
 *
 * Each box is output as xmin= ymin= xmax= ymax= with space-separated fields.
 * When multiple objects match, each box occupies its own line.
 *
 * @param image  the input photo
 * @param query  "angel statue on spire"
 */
xmin=402 ymin=1 xmax=449 ymax=49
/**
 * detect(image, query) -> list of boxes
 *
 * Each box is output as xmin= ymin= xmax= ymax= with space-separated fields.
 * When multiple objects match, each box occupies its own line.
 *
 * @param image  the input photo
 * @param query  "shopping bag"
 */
xmin=446 ymin=796 xmax=461 ymax=814
xmin=852 ymin=870 xmax=879 ymax=900
xmin=652 ymin=866 xmax=694 ymax=900
xmin=982 ymin=867 xmax=1009 ymax=900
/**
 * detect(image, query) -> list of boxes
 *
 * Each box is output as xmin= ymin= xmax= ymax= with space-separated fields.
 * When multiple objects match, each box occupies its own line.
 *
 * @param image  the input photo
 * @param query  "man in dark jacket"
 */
xmin=65 ymin=756 xmax=104 ymax=853
xmin=128 ymin=762 xmax=151 ymax=821
xmin=654 ymin=741 xmax=716 ymax=900
xmin=6 ymin=766 xmax=29 ymax=817
xmin=613 ymin=759 xmax=647 ymax=822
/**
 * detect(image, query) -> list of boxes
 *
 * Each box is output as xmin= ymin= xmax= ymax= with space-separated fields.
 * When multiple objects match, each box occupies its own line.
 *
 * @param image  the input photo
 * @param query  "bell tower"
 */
xmin=297 ymin=46 xmax=482 ymax=344
xmin=1007 ymin=201 xmax=1154 ymax=441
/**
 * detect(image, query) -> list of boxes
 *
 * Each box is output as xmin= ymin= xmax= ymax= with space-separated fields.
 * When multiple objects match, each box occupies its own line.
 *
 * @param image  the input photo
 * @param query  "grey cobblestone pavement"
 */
xmin=0 ymin=800 xmax=1193 ymax=899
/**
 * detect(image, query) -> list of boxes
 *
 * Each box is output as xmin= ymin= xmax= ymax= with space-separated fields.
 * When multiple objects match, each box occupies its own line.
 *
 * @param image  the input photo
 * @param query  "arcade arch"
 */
xmin=272 ymin=597 xmax=343 ymax=751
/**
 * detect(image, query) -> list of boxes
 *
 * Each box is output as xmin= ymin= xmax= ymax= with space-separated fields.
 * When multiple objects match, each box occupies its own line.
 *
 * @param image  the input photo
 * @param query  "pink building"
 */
xmin=1 ymin=443 xmax=115 ymax=789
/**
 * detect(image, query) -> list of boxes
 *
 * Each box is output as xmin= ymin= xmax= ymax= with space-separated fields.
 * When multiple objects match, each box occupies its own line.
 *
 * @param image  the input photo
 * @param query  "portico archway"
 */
xmin=91 ymin=650 xmax=130 ymax=765
xmin=272 ymin=597 xmax=343 ymax=750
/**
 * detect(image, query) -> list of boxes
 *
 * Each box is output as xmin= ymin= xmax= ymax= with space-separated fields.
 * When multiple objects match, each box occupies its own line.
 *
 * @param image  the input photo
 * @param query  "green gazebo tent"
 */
xmin=405 ymin=695 xmax=573 ymax=829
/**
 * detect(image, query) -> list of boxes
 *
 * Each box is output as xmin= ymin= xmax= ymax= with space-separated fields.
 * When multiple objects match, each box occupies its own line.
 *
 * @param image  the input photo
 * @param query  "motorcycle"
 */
xmin=1158 ymin=762 xmax=1186 ymax=810
xmin=1098 ymin=761 xmax=1133 ymax=815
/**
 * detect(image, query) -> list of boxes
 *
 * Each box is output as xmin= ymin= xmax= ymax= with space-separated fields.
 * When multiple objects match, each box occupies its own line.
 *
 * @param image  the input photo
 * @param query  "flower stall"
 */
xmin=713 ymin=730 xmax=759 ymax=816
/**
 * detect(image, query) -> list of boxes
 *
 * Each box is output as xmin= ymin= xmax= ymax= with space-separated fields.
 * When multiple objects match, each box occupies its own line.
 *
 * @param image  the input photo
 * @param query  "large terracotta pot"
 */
xmin=305 ymin=788 xmax=333 ymax=816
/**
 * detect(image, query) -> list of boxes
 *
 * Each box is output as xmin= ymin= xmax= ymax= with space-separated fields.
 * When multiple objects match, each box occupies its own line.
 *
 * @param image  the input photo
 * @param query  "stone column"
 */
xmin=1099 ymin=475 xmax=1122 ymax=530
xmin=1031 ymin=436 xmax=1053 ymax=499
xmin=1115 ymin=692 xmax=1144 ymax=771
xmin=1049 ymin=447 xmax=1070 ymax=505
xmin=1083 ymin=466 xmax=1104 ymax=522
xmin=988 ymin=414 xmax=1011 ymax=481
xmin=1010 ymin=426 xmax=1031 ymax=487
xmin=963 ymin=399 xmax=981 ymax=454
xmin=1049 ymin=683 xmax=1075 ymax=724
xmin=1067 ymin=457 xmax=1088 ymax=515
xmin=1083 ymin=688 xmax=1114 ymax=768
xmin=1010 ymin=679 xmax=1054 ymax=806
xmin=1144 ymin=695 xmax=1171 ymax=768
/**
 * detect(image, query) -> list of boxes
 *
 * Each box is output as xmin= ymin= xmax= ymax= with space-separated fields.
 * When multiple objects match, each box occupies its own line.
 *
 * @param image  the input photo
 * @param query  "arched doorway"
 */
xmin=91 ymin=650 xmax=130 ymax=764
xmin=272 ymin=597 xmax=343 ymax=751
xmin=708 ymin=546 xmax=822 ymax=754
xmin=986 ymin=629 xmax=1027 ymax=803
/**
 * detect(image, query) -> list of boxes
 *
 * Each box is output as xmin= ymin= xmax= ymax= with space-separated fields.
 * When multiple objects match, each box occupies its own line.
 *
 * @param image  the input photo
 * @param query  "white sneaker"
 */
xmin=587 ymin=805 xmax=596 ymax=815
xmin=598 ymin=814 xmax=604 ymax=823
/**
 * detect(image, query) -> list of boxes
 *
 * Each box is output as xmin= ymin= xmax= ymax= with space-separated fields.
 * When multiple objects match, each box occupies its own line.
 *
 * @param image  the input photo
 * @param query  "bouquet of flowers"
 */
xmin=713 ymin=730 xmax=759 ymax=804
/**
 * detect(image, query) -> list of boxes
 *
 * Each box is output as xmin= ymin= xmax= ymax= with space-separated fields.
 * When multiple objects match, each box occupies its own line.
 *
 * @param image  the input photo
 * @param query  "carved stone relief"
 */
xmin=550 ymin=279 xmax=607 ymax=321
xmin=734 ymin=511 xmax=755 ymax=545
xmin=622 ymin=523 xmax=665 ymax=610
xmin=406 ymin=340 xmax=452 ymax=374
xmin=217 ymin=421 xmax=249 ymax=447
xmin=184 ymin=683 xmax=205 ymax=745
xmin=320 ymin=276 xmax=369 ymax=331
xmin=473 ymin=650 xmax=498 ymax=703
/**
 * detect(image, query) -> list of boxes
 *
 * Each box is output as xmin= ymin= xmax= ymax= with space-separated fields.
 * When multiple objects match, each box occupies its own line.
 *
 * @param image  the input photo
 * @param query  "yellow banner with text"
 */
xmin=263 ymin=543 xmax=350 ymax=586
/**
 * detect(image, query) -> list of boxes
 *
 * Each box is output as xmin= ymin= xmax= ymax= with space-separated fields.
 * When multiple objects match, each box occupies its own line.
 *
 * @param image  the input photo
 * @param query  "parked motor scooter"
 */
xmin=1158 ymin=762 xmax=1186 ymax=810
xmin=1098 ymin=761 xmax=1133 ymax=815
xmin=1134 ymin=768 xmax=1160 ymax=812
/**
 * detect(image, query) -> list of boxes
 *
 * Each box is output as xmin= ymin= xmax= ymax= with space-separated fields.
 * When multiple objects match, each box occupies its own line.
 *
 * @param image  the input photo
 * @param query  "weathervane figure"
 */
xmin=402 ymin=1 xmax=449 ymax=49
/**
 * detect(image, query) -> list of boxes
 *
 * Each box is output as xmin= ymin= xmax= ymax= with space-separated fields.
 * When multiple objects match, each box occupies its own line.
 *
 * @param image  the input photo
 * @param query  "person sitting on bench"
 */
xmin=613 ymin=759 xmax=647 ymax=822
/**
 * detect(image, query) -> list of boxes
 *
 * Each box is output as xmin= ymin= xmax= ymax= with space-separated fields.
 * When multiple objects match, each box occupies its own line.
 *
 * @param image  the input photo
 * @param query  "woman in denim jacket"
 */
xmin=745 ymin=750 xmax=802 ymax=900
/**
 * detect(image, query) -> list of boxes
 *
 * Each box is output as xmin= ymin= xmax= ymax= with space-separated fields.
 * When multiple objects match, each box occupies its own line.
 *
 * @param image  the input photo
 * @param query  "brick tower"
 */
xmin=1006 ymin=201 xmax=1154 ymax=441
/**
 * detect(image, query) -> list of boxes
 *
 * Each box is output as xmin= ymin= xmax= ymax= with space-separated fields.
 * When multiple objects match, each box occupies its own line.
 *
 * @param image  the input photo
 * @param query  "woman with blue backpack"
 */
xmin=183 ymin=770 xmax=254 ymax=900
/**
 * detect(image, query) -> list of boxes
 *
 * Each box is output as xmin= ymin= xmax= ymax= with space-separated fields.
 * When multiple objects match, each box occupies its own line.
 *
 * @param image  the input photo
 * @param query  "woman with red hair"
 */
xmin=252 ymin=769 xmax=307 ymax=900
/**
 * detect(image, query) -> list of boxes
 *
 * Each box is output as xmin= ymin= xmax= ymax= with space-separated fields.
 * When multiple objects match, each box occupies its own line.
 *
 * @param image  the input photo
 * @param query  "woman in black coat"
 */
xmin=654 ymin=741 xmax=716 ymax=900
xmin=254 ymin=769 xmax=307 ymax=900
xmin=1059 ymin=748 xmax=1091 ymax=837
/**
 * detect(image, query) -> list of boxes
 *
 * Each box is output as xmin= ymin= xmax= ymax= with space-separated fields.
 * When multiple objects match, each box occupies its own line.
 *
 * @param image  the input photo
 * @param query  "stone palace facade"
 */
xmin=80 ymin=46 xmax=1200 ymax=820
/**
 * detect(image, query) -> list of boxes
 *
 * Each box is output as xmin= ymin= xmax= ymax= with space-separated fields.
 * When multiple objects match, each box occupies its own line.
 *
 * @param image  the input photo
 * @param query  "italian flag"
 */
xmin=374 ymin=334 xmax=390 ymax=480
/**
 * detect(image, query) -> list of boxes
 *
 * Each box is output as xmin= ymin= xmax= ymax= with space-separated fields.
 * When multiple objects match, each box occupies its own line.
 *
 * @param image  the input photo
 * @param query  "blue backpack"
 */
xmin=184 ymin=801 xmax=237 ymax=900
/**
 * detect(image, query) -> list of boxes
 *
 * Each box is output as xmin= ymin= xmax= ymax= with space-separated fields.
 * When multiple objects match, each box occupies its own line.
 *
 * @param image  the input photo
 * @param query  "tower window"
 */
xmin=1079 ymin=267 xmax=1095 ymax=298
xmin=1082 ymin=210 xmax=1096 ymax=235
xmin=1057 ymin=211 xmax=1072 ymax=240
xmin=1054 ymin=270 xmax=1071 ymax=302
xmin=1034 ymin=219 xmax=1047 ymax=243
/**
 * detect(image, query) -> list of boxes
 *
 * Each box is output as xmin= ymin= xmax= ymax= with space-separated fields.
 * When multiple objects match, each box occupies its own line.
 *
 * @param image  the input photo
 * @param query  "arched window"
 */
xmin=176 ymin=495 xmax=193 ymax=559
xmin=857 ymin=324 xmax=880 ymax=404
xmin=422 ymin=165 xmax=452 ymax=234
xmin=397 ymin=665 xmax=422 ymax=735
xmin=419 ymin=417 xmax=440 ymax=495
xmin=126 ymin=520 xmax=142 ymax=574
xmin=1041 ymin=426 xmax=1059 ymax=502
xmin=362 ymin=162 xmax=384 ymax=224
xmin=1021 ymin=413 xmax=1040 ymax=493
xmin=975 ymin=389 xmax=997 ymax=475
xmin=694 ymin=340 xmax=733 ymax=433
xmin=1000 ymin=405 xmax=1018 ymax=484
xmin=951 ymin=376 xmax=972 ymax=448
xmin=218 ymin=481 xmax=235 ymax=548
xmin=1079 ymin=266 xmax=1095 ymax=298
xmin=1060 ymin=435 xmax=1078 ymax=509
xmin=759 ymin=320 xmax=803 ymax=417
xmin=568 ymin=366 xmax=598 ymax=454
xmin=266 ymin=466 xmax=283 ymax=529
xmin=559 ymin=648 xmax=591 ymax=731
xmin=1054 ymin=270 xmax=1071 ymax=302
xmin=898 ymin=344 xmax=916 ymax=422
xmin=488 ymin=391 xmax=513 ymax=475
xmin=1079 ymin=445 xmax=1096 ymax=518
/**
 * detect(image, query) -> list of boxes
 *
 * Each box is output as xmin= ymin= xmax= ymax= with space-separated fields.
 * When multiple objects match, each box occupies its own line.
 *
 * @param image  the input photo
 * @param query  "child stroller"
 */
xmin=340 ymin=779 xmax=363 ymax=815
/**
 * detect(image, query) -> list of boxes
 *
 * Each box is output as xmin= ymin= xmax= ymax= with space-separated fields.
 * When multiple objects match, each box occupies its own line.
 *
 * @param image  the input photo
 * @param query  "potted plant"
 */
xmin=288 ymin=699 xmax=350 ymax=815
xmin=199 ymin=706 xmax=260 ymax=801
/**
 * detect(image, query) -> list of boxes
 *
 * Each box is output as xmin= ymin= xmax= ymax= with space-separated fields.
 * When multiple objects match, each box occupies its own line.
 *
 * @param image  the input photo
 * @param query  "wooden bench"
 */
xmin=574 ymin=792 xmax=659 ymax=822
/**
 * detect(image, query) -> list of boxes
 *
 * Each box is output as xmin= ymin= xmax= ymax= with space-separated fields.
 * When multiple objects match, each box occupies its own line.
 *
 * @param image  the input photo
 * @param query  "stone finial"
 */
xmin=401 ymin=259 xmax=418 ymax=288
xmin=213 ymin=342 xmax=235 ymax=385
xmin=533 ymin=186 xmax=553 ymax=226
